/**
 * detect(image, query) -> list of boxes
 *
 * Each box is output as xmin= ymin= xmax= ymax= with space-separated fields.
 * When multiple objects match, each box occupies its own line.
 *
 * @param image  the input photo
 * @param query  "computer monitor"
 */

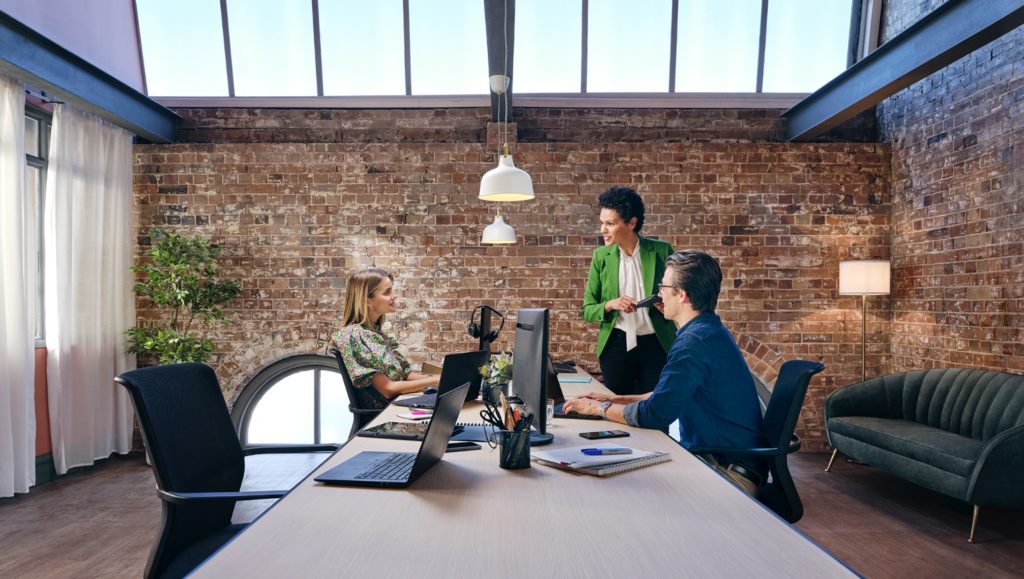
xmin=511 ymin=308 xmax=554 ymax=444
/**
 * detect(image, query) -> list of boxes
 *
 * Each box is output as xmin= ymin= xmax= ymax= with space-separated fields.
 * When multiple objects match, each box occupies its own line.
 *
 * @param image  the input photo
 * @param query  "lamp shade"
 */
xmin=479 ymin=155 xmax=534 ymax=202
xmin=839 ymin=260 xmax=891 ymax=295
xmin=481 ymin=215 xmax=516 ymax=244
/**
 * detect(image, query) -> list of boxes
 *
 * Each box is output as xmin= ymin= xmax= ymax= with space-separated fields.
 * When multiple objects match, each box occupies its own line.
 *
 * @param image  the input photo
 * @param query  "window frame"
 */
xmin=231 ymin=353 xmax=348 ymax=447
xmin=25 ymin=104 xmax=50 ymax=347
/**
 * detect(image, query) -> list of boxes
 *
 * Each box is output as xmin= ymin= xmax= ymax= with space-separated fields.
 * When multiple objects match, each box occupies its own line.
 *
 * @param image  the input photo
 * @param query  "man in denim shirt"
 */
xmin=564 ymin=250 xmax=767 ymax=495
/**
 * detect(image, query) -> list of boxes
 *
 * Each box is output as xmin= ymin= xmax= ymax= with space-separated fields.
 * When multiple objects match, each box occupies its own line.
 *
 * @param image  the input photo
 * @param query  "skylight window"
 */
xmin=320 ymin=0 xmax=406 ymax=96
xmin=136 ymin=0 xmax=229 ymax=96
xmin=408 ymin=0 xmax=488 ymax=94
xmin=514 ymin=0 xmax=582 ymax=93
xmin=226 ymin=0 xmax=317 ymax=96
xmin=675 ymin=0 xmax=761 ymax=92
xmin=587 ymin=0 xmax=672 ymax=92
xmin=136 ymin=0 xmax=861 ymax=100
xmin=763 ymin=0 xmax=852 ymax=92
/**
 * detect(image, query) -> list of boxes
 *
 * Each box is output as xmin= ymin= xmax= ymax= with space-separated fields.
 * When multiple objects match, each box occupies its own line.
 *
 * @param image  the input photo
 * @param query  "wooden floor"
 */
xmin=1 ymin=451 xmax=1022 ymax=578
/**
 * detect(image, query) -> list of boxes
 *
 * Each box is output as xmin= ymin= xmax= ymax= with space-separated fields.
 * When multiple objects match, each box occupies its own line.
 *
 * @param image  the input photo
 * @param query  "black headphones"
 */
xmin=468 ymin=305 xmax=505 ymax=343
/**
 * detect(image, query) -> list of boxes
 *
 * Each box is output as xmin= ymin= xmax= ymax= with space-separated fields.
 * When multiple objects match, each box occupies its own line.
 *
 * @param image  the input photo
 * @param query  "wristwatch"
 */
xmin=599 ymin=401 xmax=612 ymax=419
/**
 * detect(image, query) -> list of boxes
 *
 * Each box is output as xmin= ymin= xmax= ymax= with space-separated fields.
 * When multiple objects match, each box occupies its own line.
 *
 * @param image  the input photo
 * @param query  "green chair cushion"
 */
xmin=828 ymin=416 xmax=983 ymax=477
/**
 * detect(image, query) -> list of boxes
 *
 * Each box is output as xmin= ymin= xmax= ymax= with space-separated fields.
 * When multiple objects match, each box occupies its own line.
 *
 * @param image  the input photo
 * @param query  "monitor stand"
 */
xmin=528 ymin=430 xmax=554 ymax=446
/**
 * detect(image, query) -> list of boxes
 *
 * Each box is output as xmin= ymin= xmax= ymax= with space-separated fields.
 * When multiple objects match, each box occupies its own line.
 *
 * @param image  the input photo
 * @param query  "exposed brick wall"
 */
xmin=878 ymin=2 xmax=1024 ymax=373
xmin=133 ymin=107 xmax=888 ymax=450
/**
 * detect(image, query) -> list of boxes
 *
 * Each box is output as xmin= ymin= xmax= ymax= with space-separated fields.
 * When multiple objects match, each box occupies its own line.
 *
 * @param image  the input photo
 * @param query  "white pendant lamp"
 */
xmin=479 ymin=143 xmax=534 ymax=202
xmin=481 ymin=213 xmax=516 ymax=245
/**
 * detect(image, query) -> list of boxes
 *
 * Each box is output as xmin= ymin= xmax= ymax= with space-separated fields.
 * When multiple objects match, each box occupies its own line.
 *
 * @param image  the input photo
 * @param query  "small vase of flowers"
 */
xmin=479 ymin=352 xmax=513 ymax=405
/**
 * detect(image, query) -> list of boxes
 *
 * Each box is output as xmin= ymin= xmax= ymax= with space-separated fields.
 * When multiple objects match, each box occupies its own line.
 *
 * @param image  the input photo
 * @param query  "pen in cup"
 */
xmin=581 ymin=448 xmax=632 ymax=456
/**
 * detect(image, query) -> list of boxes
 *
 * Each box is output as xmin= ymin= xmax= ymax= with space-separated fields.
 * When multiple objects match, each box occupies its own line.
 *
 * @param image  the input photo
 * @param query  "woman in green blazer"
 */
xmin=581 ymin=187 xmax=676 ymax=395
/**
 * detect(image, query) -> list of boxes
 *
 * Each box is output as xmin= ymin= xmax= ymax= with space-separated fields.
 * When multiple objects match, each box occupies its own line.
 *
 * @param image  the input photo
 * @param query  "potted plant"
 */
xmin=126 ymin=229 xmax=242 ymax=364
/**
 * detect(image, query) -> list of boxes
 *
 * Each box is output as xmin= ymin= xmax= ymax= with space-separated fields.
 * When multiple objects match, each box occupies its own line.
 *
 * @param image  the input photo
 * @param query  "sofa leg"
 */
xmin=825 ymin=449 xmax=839 ymax=472
xmin=968 ymin=505 xmax=980 ymax=544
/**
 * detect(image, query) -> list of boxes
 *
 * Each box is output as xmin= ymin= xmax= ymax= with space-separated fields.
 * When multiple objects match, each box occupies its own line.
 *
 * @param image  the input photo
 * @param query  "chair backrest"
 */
xmin=763 ymin=360 xmax=826 ymax=450
xmin=115 ymin=363 xmax=246 ymax=578
xmin=329 ymin=348 xmax=382 ymax=435
xmin=753 ymin=359 xmax=825 ymax=524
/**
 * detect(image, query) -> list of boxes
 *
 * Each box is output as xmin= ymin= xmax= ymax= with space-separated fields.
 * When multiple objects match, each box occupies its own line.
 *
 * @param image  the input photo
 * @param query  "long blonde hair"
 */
xmin=341 ymin=268 xmax=394 ymax=330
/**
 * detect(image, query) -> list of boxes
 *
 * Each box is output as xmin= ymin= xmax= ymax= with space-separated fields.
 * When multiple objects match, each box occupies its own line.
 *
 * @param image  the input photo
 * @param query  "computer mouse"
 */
xmin=423 ymin=386 xmax=438 ymax=395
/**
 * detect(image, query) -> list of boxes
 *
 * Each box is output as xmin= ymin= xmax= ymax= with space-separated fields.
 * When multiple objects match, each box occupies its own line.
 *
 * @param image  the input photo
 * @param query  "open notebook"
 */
xmin=532 ymin=443 xmax=671 ymax=477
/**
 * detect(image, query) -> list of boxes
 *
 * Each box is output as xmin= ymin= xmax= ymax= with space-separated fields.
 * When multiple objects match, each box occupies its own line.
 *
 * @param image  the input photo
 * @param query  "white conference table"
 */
xmin=193 ymin=372 xmax=856 ymax=578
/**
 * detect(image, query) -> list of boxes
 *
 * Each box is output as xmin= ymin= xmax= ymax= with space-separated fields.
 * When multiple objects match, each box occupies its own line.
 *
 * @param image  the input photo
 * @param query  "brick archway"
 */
xmin=216 ymin=321 xmax=336 ymax=408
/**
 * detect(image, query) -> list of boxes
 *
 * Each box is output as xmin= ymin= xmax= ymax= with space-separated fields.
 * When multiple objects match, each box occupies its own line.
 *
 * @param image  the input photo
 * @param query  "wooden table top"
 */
xmin=193 ymin=371 xmax=854 ymax=578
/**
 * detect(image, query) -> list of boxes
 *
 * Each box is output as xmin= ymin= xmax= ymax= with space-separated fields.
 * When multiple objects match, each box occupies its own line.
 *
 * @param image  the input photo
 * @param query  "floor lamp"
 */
xmin=839 ymin=260 xmax=891 ymax=382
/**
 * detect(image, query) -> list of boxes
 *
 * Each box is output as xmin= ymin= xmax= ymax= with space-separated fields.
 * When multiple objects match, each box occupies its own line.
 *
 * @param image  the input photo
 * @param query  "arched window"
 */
xmin=231 ymin=354 xmax=351 ymax=446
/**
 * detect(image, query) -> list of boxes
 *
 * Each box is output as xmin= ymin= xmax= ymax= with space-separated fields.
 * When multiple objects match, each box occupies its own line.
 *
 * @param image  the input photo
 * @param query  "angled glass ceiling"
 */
xmin=136 ymin=0 xmax=858 ymax=99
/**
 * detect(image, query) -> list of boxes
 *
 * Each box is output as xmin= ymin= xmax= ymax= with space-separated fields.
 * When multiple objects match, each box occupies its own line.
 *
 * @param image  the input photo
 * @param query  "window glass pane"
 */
xmin=321 ymin=0 xmax=405 ymax=95
xmin=318 ymin=371 xmax=350 ymax=444
xmin=409 ymin=0 xmax=487 ymax=94
xmin=27 ymin=165 xmax=43 ymax=340
xmin=762 ymin=0 xmax=852 ymax=92
xmin=137 ymin=0 xmax=229 ymax=96
xmin=228 ymin=0 xmax=317 ymax=96
xmin=514 ymin=0 xmax=582 ymax=93
xmin=247 ymin=371 xmax=315 ymax=444
xmin=25 ymin=116 xmax=39 ymax=157
xmin=588 ymin=0 xmax=672 ymax=92
xmin=676 ymin=0 xmax=761 ymax=92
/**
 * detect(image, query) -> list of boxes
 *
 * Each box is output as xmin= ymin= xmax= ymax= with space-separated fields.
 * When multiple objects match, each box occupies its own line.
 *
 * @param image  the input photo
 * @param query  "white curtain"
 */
xmin=44 ymin=105 xmax=135 ymax=474
xmin=0 ymin=76 xmax=36 ymax=497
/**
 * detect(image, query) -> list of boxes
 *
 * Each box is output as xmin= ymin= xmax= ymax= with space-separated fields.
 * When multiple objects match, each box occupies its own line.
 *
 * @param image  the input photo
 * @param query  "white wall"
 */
xmin=1 ymin=0 xmax=145 ymax=92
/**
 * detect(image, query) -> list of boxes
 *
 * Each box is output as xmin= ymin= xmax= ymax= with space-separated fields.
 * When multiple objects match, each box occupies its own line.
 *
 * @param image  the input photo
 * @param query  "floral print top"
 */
xmin=332 ymin=324 xmax=411 ymax=410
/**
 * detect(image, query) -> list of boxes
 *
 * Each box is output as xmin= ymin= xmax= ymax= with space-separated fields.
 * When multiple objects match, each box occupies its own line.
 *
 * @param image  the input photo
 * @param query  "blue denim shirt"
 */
xmin=623 ymin=312 xmax=767 ymax=473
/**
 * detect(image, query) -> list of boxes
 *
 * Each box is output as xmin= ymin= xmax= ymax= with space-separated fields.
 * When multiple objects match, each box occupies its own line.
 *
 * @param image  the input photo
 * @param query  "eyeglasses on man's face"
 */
xmin=656 ymin=283 xmax=676 ymax=293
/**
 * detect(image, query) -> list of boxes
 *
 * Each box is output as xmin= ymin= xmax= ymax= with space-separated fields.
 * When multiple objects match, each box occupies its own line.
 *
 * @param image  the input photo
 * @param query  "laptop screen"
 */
xmin=408 ymin=381 xmax=470 ymax=480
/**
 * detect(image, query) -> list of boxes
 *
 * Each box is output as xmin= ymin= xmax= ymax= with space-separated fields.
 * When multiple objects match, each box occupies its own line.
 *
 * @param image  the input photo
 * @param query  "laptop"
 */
xmin=392 ymin=349 xmax=489 ymax=408
xmin=315 ymin=382 xmax=469 ymax=488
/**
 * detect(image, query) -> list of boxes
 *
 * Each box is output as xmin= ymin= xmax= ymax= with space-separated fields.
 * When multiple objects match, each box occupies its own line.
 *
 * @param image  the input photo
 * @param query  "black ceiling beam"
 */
xmin=0 ymin=10 xmax=179 ymax=143
xmin=483 ymin=0 xmax=516 ymax=122
xmin=782 ymin=0 xmax=1024 ymax=141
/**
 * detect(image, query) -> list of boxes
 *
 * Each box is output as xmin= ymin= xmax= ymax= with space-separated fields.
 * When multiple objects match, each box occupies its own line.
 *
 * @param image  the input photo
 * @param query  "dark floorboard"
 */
xmin=1 ymin=451 xmax=1022 ymax=578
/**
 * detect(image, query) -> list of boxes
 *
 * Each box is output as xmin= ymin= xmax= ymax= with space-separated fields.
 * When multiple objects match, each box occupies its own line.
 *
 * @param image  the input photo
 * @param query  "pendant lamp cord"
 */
xmin=502 ymin=0 xmax=509 ymax=154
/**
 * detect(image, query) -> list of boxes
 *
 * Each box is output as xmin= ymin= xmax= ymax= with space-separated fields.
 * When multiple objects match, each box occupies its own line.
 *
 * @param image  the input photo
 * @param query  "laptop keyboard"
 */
xmin=394 ymin=393 xmax=437 ymax=408
xmin=355 ymin=453 xmax=416 ymax=481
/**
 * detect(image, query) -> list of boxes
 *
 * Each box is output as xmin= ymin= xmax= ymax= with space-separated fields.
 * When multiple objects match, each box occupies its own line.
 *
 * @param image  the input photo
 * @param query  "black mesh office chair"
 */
xmin=116 ymin=363 xmax=338 ymax=579
xmin=329 ymin=348 xmax=383 ymax=438
xmin=690 ymin=360 xmax=825 ymax=523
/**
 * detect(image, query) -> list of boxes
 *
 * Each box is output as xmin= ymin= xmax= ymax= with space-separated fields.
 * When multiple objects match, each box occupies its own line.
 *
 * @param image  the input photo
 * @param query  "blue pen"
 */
xmin=581 ymin=448 xmax=632 ymax=456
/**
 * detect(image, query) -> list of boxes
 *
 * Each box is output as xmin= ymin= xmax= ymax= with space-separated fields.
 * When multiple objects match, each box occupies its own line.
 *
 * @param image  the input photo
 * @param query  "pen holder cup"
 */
xmin=497 ymin=430 xmax=531 ymax=470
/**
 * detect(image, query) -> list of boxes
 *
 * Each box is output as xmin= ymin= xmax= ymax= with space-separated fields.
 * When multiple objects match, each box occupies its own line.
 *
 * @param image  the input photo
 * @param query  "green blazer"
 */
xmin=581 ymin=236 xmax=676 ymax=357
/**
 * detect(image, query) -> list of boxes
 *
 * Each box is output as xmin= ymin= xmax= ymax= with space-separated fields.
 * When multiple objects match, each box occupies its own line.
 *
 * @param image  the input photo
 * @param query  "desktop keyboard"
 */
xmin=355 ymin=453 xmax=416 ymax=481
xmin=553 ymin=410 xmax=603 ymax=421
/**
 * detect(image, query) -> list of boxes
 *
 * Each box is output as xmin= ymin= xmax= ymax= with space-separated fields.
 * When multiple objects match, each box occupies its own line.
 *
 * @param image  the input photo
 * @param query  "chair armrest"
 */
xmin=966 ymin=425 xmax=1024 ymax=506
xmin=244 ymin=444 xmax=340 ymax=455
xmin=349 ymin=406 xmax=381 ymax=416
xmin=158 ymin=489 xmax=288 ymax=504
xmin=690 ymin=436 xmax=801 ymax=458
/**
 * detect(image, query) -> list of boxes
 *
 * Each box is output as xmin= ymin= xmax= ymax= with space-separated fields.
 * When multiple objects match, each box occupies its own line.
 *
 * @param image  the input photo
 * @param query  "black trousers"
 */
xmin=599 ymin=330 xmax=667 ymax=396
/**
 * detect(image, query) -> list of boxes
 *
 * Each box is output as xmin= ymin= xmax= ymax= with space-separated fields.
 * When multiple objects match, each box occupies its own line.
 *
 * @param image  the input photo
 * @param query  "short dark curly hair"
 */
xmin=598 ymin=186 xmax=645 ymax=233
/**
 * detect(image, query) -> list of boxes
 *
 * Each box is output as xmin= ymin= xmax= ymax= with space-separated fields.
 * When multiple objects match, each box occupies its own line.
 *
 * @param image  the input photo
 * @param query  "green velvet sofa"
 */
xmin=824 ymin=368 xmax=1024 ymax=543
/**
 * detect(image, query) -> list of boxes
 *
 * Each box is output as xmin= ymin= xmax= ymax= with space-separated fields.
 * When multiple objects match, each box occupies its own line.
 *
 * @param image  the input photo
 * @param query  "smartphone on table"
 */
xmin=579 ymin=430 xmax=630 ymax=440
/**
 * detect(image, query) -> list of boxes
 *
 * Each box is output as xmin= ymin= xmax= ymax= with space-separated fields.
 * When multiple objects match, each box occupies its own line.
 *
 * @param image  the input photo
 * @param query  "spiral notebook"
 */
xmin=532 ymin=444 xmax=672 ymax=477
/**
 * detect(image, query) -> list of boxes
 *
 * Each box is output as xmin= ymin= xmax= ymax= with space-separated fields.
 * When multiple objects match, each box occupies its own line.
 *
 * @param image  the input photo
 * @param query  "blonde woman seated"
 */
xmin=331 ymin=268 xmax=439 ymax=410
